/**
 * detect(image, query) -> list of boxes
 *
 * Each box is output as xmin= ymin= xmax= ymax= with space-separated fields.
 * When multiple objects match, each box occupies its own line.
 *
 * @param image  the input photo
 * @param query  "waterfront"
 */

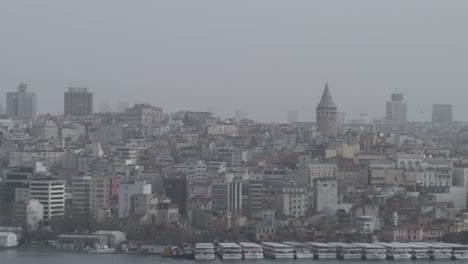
xmin=0 ymin=250 xmax=461 ymax=264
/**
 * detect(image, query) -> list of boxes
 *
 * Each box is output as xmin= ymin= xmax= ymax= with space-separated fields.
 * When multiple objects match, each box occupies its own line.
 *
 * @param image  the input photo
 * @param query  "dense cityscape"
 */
xmin=0 ymin=80 xmax=467 ymax=260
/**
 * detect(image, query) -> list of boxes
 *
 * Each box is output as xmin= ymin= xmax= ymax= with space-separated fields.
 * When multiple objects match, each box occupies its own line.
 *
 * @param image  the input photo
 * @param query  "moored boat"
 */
xmin=261 ymin=242 xmax=294 ymax=259
xmin=283 ymin=242 xmax=313 ymax=259
xmin=88 ymin=245 xmax=116 ymax=254
xmin=239 ymin=242 xmax=264 ymax=259
xmin=194 ymin=243 xmax=215 ymax=260
xmin=307 ymin=242 xmax=337 ymax=259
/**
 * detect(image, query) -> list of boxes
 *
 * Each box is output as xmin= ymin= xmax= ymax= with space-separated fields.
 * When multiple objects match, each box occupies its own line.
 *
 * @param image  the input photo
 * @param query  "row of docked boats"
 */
xmin=193 ymin=241 xmax=468 ymax=260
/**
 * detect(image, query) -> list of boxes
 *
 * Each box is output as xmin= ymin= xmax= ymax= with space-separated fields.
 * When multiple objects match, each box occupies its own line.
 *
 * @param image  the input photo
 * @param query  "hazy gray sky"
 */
xmin=1 ymin=0 xmax=467 ymax=122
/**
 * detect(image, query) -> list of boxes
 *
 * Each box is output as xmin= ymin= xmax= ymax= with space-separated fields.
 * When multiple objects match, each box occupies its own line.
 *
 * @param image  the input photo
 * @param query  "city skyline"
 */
xmin=1 ymin=1 xmax=467 ymax=122
xmin=2 ymin=81 xmax=459 ymax=123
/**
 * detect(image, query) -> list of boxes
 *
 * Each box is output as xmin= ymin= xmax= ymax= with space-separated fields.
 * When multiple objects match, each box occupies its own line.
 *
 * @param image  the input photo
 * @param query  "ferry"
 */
xmin=398 ymin=242 xmax=430 ymax=259
xmin=283 ymin=242 xmax=313 ymax=259
xmin=88 ymin=245 xmax=116 ymax=254
xmin=217 ymin=243 xmax=242 ymax=260
xmin=261 ymin=242 xmax=295 ymax=259
xmin=194 ymin=243 xmax=215 ymax=260
xmin=412 ymin=242 xmax=452 ymax=259
xmin=307 ymin=242 xmax=337 ymax=259
xmin=328 ymin=242 xmax=362 ymax=260
xmin=238 ymin=242 xmax=264 ymax=259
xmin=352 ymin=243 xmax=386 ymax=260
xmin=435 ymin=242 xmax=468 ymax=260
xmin=374 ymin=242 xmax=411 ymax=260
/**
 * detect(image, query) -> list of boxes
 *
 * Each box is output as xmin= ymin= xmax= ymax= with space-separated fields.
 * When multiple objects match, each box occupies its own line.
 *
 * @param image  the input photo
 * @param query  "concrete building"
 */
xmin=386 ymin=92 xmax=407 ymax=122
xmin=29 ymin=177 xmax=66 ymax=225
xmin=64 ymin=87 xmax=93 ymax=117
xmin=174 ymin=161 xmax=208 ymax=183
xmin=277 ymin=185 xmax=308 ymax=218
xmin=432 ymin=104 xmax=453 ymax=125
xmin=6 ymin=82 xmax=36 ymax=120
xmin=381 ymin=224 xmax=424 ymax=242
xmin=356 ymin=215 xmax=378 ymax=234
xmin=89 ymin=124 xmax=125 ymax=143
xmin=316 ymin=82 xmax=337 ymax=138
xmin=155 ymin=202 xmax=179 ymax=224
xmin=0 ymin=232 xmax=18 ymax=247
xmin=9 ymin=150 xmax=64 ymax=167
xmin=72 ymin=176 xmax=91 ymax=218
xmin=90 ymin=176 xmax=117 ymax=217
xmin=118 ymin=181 xmax=151 ymax=218
xmin=125 ymin=104 xmax=163 ymax=125
xmin=308 ymin=162 xmax=337 ymax=188
xmin=2 ymin=167 xmax=33 ymax=205
xmin=30 ymin=121 xmax=59 ymax=139
xmin=248 ymin=174 xmax=264 ymax=221
xmin=313 ymin=176 xmax=338 ymax=215
xmin=207 ymin=123 xmax=239 ymax=136
xmin=209 ymin=176 xmax=243 ymax=215
xmin=11 ymin=199 xmax=44 ymax=232
xmin=130 ymin=194 xmax=158 ymax=223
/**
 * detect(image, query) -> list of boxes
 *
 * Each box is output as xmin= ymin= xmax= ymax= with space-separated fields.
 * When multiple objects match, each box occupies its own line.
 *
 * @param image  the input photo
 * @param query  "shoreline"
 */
xmin=0 ymin=247 xmax=157 ymax=256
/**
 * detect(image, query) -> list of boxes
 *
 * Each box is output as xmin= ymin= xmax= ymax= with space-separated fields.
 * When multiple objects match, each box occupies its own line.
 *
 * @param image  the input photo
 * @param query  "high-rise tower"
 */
xmin=386 ymin=92 xmax=407 ymax=122
xmin=6 ymin=82 xmax=36 ymax=120
xmin=316 ymin=82 xmax=337 ymax=138
xmin=64 ymin=87 xmax=93 ymax=117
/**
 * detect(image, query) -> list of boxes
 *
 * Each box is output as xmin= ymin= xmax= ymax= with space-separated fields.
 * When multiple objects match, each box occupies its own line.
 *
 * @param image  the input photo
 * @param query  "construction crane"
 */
xmin=347 ymin=113 xmax=368 ymax=123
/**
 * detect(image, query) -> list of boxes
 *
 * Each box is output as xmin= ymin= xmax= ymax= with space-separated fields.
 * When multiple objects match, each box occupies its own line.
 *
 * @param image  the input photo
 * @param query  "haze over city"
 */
xmin=1 ymin=0 xmax=468 ymax=122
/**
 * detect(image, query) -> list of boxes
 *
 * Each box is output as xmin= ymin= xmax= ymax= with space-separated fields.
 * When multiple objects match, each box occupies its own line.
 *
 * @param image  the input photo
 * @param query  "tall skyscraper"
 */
xmin=287 ymin=109 xmax=299 ymax=123
xmin=64 ymin=87 xmax=93 ymax=117
xmin=432 ymin=104 xmax=453 ymax=125
xmin=386 ymin=92 xmax=407 ymax=122
xmin=316 ymin=82 xmax=337 ymax=138
xmin=6 ymin=82 xmax=36 ymax=120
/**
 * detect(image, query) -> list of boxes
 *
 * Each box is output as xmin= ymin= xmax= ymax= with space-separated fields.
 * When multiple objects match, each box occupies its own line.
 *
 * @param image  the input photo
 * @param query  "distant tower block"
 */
xmin=316 ymin=82 xmax=337 ymax=138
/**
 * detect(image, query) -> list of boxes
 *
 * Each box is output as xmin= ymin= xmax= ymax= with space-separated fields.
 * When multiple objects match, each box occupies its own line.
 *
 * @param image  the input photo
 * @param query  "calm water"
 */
xmin=0 ymin=250 xmax=459 ymax=264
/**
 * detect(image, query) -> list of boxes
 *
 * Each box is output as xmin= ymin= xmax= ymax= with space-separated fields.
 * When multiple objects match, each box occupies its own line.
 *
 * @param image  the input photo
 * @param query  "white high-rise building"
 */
xmin=6 ymin=82 xmax=36 ymax=120
xmin=29 ymin=177 xmax=66 ymax=225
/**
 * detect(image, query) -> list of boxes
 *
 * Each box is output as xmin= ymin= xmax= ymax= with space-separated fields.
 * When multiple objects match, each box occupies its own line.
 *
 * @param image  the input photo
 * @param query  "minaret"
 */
xmin=316 ymin=82 xmax=337 ymax=138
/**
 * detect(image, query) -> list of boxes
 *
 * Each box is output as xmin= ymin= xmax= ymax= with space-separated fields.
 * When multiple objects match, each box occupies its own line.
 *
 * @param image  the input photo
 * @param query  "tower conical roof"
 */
xmin=319 ymin=82 xmax=334 ymax=105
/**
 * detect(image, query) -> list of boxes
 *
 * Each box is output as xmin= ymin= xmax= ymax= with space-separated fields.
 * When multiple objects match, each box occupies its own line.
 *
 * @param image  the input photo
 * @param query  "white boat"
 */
xmin=283 ymin=242 xmax=313 ymax=259
xmin=88 ymin=245 xmax=116 ymax=254
xmin=412 ymin=242 xmax=452 ymax=259
xmin=400 ymin=242 xmax=430 ymax=259
xmin=352 ymin=243 xmax=386 ymax=260
xmin=436 ymin=242 xmax=468 ymax=260
xmin=195 ymin=243 xmax=215 ymax=260
xmin=374 ymin=242 xmax=411 ymax=260
xmin=328 ymin=242 xmax=362 ymax=260
xmin=261 ymin=242 xmax=294 ymax=259
xmin=239 ymin=242 xmax=264 ymax=259
xmin=307 ymin=242 xmax=337 ymax=259
xmin=217 ymin=242 xmax=242 ymax=260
